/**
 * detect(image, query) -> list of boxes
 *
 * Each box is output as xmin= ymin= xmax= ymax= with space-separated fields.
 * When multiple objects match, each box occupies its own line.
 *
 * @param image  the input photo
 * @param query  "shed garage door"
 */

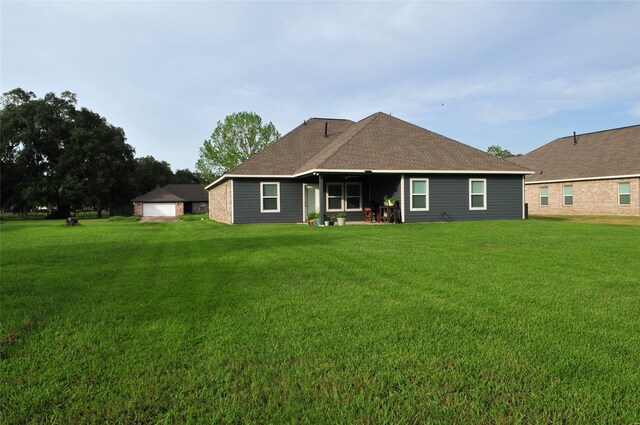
xmin=142 ymin=203 xmax=176 ymax=217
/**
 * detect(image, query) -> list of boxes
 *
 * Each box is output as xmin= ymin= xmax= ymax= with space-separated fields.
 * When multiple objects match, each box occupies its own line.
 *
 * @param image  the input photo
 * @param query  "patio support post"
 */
xmin=318 ymin=174 xmax=325 ymax=221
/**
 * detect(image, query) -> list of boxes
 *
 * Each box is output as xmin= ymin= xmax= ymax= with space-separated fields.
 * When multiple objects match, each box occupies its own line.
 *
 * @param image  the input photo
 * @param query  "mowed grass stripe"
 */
xmin=1 ymin=219 xmax=638 ymax=423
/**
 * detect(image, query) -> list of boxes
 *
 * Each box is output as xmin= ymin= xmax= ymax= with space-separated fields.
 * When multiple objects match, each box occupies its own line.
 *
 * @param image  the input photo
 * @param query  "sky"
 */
xmin=2 ymin=1 xmax=639 ymax=172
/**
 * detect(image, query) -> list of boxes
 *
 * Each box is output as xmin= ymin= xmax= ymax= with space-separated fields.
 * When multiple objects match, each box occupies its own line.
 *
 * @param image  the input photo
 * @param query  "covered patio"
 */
xmin=302 ymin=172 xmax=402 ymax=224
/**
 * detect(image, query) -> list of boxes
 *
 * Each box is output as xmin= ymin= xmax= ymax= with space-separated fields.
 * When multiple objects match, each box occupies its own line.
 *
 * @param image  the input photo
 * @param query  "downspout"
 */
xmin=522 ymin=175 xmax=525 ymax=220
xmin=318 ymin=174 xmax=325 ymax=222
xmin=400 ymin=174 xmax=405 ymax=223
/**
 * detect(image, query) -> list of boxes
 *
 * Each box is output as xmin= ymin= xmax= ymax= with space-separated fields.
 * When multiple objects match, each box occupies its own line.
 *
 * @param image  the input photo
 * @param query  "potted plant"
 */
xmin=336 ymin=212 xmax=347 ymax=226
xmin=329 ymin=215 xmax=336 ymax=226
xmin=307 ymin=211 xmax=319 ymax=226
xmin=384 ymin=194 xmax=396 ymax=206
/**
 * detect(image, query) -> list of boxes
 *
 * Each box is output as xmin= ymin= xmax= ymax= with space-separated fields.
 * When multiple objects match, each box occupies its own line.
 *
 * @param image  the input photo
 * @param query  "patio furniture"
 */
xmin=364 ymin=207 xmax=374 ymax=223
xmin=378 ymin=205 xmax=400 ymax=223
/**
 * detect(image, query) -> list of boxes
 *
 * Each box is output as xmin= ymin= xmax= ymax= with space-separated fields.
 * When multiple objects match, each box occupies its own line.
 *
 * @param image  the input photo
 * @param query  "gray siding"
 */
xmin=230 ymin=174 xmax=523 ymax=224
xmin=233 ymin=178 xmax=303 ymax=224
xmin=403 ymin=174 xmax=523 ymax=222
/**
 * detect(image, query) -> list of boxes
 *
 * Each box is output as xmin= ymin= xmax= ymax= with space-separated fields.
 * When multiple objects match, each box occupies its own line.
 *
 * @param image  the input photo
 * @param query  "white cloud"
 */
xmin=2 ymin=1 xmax=639 ymax=169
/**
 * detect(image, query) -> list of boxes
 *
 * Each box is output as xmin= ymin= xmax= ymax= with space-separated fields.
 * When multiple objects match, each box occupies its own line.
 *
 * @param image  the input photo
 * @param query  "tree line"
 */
xmin=1 ymin=88 xmax=203 ymax=218
xmin=3 ymin=87 xmax=517 ymax=219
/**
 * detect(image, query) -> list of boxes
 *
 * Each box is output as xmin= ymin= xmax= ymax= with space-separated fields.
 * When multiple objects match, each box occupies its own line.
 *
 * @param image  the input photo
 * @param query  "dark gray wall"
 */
xmin=233 ymin=178 xmax=304 ymax=224
xmin=231 ymin=174 xmax=523 ymax=224
xmin=402 ymin=174 xmax=523 ymax=222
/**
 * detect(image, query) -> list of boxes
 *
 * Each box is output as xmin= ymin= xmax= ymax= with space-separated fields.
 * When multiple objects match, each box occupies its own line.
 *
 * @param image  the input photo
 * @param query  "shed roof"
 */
xmin=508 ymin=125 xmax=640 ymax=183
xmin=133 ymin=184 xmax=208 ymax=202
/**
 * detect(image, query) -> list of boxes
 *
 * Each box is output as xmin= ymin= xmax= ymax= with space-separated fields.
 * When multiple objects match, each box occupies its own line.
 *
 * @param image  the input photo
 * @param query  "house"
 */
xmin=133 ymin=184 xmax=208 ymax=217
xmin=206 ymin=112 xmax=532 ymax=224
xmin=508 ymin=125 xmax=640 ymax=216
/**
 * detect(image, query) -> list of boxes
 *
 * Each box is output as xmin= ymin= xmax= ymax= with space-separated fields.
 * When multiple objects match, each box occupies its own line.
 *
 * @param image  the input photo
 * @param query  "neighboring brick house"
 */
xmin=509 ymin=125 xmax=640 ymax=216
xmin=206 ymin=112 xmax=532 ymax=224
xmin=133 ymin=184 xmax=208 ymax=217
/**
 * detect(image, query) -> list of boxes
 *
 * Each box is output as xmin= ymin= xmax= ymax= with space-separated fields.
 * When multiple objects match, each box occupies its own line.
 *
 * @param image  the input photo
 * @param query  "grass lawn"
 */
xmin=530 ymin=214 xmax=640 ymax=226
xmin=1 ymin=218 xmax=639 ymax=423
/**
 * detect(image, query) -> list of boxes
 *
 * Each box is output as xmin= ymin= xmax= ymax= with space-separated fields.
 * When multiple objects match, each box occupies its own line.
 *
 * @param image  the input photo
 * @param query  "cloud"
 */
xmin=2 ymin=1 xmax=638 ymax=170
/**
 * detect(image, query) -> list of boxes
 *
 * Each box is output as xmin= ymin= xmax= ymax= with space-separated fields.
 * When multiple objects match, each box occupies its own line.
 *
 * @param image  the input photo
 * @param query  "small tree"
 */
xmin=196 ymin=112 xmax=280 ymax=183
xmin=487 ymin=145 xmax=514 ymax=158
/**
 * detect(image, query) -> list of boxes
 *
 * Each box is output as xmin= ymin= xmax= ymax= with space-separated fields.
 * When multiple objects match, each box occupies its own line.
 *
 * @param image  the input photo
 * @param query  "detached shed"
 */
xmin=133 ymin=184 xmax=208 ymax=217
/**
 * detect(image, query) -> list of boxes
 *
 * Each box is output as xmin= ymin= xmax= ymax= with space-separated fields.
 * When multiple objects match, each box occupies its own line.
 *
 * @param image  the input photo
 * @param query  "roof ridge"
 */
xmin=294 ymin=113 xmax=382 ymax=173
xmin=522 ymin=124 xmax=640 ymax=157
xmin=556 ymin=124 xmax=640 ymax=140
xmin=375 ymin=113 xmax=519 ymax=167
xmin=307 ymin=117 xmax=355 ymax=122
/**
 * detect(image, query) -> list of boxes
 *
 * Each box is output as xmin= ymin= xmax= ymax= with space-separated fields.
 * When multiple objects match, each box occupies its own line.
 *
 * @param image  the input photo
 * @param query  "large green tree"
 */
xmin=1 ymin=88 xmax=135 ymax=217
xmin=1 ymin=88 xmax=76 ymax=216
xmin=196 ymin=111 xmax=280 ymax=182
xmin=58 ymin=108 xmax=135 ymax=217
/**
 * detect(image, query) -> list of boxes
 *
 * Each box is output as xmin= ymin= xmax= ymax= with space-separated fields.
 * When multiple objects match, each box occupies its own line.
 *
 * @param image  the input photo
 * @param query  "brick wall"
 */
xmin=134 ymin=202 xmax=143 ymax=216
xmin=209 ymin=180 xmax=233 ymax=223
xmin=526 ymin=177 xmax=639 ymax=216
xmin=176 ymin=202 xmax=184 ymax=216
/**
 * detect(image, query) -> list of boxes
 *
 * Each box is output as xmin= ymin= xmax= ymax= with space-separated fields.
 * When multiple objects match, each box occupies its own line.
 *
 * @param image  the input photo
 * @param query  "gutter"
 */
xmin=206 ymin=169 xmax=534 ymax=189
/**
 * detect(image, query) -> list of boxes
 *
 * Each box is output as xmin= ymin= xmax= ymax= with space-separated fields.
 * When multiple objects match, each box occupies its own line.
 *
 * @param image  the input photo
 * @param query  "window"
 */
xmin=260 ymin=182 xmax=280 ymax=212
xmin=563 ymin=185 xmax=573 ymax=206
xmin=540 ymin=186 xmax=549 ymax=206
xmin=345 ymin=183 xmax=362 ymax=211
xmin=326 ymin=182 xmax=362 ymax=212
xmin=619 ymin=182 xmax=631 ymax=205
xmin=410 ymin=178 xmax=429 ymax=211
xmin=326 ymin=183 xmax=344 ymax=211
xmin=469 ymin=179 xmax=486 ymax=210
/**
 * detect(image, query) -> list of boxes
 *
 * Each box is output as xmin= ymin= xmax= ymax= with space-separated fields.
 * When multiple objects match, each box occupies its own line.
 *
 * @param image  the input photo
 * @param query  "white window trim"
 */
xmin=345 ymin=182 xmax=362 ymax=212
xmin=326 ymin=182 xmax=344 ymax=212
xmin=326 ymin=182 xmax=363 ymax=212
xmin=618 ymin=182 xmax=631 ymax=206
xmin=260 ymin=182 xmax=280 ymax=213
xmin=539 ymin=186 xmax=549 ymax=206
xmin=409 ymin=178 xmax=429 ymax=211
xmin=469 ymin=178 xmax=487 ymax=210
xmin=563 ymin=185 xmax=573 ymax=207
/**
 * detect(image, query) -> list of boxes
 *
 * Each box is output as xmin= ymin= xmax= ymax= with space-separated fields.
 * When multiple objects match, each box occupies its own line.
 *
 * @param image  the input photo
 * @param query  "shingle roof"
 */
xmin=133 ymin=184 xmax=208 ymax=202
xmin=210 ymin=112 xmax=530 ymax=187
xmin=296 ymin=113 xmax=527 ymax=173
xmin=230 ymin=118 xmax=354 ymax=175
xmin=508 ymin=125 xmax=640 ymax=183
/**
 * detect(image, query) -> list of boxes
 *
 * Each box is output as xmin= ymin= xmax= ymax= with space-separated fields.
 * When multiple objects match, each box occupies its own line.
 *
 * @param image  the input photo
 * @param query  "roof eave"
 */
xmin=208 ymin=169 xmax=533 ymax=185
xmin=525 ymin=173 xmax=640 ymax=184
